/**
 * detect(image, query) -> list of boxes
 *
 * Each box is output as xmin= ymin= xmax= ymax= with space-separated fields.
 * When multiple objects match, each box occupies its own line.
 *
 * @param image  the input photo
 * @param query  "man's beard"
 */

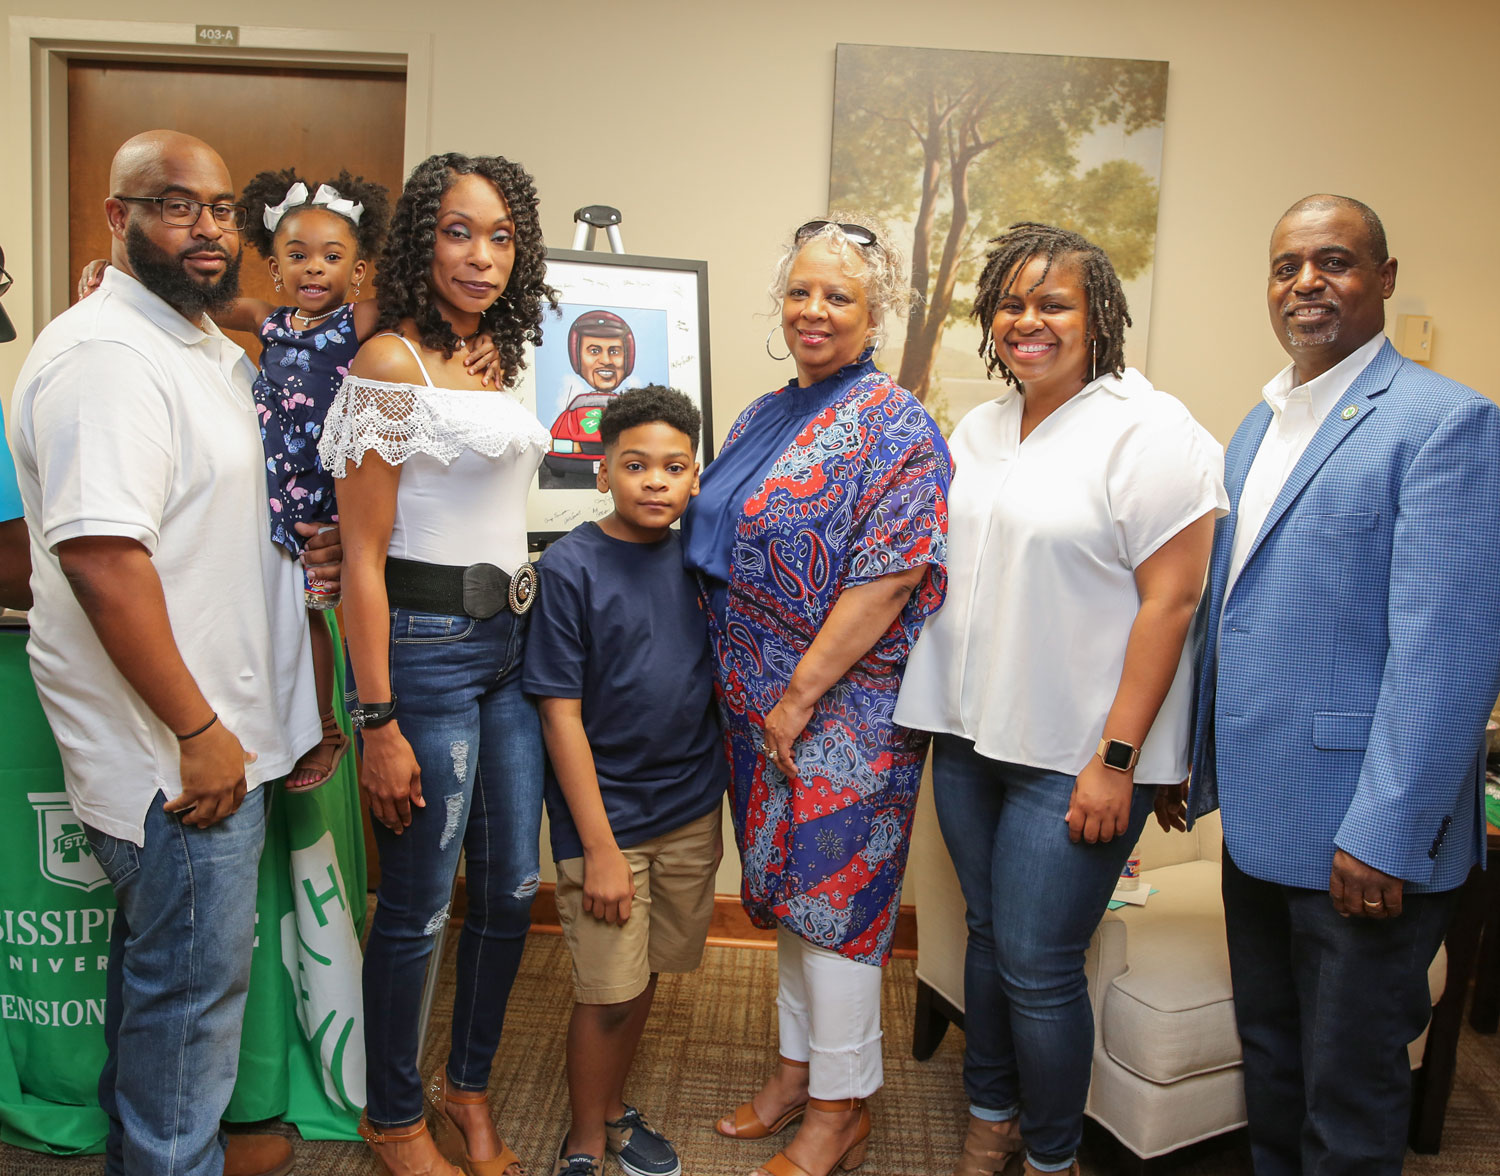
xmin=125 ymin=222 xmax=242 ymax=318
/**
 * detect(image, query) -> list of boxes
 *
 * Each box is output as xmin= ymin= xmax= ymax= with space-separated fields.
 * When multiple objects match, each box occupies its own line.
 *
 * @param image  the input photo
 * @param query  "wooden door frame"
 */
xmin=6 ymin=17 xmax=432 ymax=342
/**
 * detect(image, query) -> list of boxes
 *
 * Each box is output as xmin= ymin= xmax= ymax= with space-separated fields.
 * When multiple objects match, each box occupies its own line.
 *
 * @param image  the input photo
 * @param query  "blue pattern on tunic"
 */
xmin=682 ymin=360 xmax=952 ymax=964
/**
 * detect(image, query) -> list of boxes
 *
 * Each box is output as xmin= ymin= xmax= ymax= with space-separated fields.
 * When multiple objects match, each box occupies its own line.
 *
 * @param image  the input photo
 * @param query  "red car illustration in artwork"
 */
xmin=543 ymin=392 xmax=615 ymax=481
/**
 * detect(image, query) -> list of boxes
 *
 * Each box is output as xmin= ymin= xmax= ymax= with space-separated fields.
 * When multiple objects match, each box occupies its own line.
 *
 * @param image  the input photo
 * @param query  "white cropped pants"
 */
xmin=775 ymin=927 xmax=884 ymax=1099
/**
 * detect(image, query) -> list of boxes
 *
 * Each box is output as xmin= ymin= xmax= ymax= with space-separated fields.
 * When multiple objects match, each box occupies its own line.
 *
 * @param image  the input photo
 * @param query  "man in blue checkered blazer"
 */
xmin=1185 ymin=195 xmax=1500 ymax=1175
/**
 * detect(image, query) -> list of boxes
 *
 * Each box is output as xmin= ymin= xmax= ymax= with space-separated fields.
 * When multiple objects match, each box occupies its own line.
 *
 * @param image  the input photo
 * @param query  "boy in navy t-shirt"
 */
xmin=523 ymin=386 xmax=728 ymax=1176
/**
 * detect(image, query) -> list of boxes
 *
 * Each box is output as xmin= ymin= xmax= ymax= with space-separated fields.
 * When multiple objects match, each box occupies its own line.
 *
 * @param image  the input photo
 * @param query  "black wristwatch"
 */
xmin=1096 ymin=736 xmax=1141 ymax=772
xmin=350 ymin=695 xmax=398 ymax=730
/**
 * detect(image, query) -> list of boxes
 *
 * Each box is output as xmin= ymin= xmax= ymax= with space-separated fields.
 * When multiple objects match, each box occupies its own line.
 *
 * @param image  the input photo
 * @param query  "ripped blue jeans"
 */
xmin=356 ymin=606 xmax=544 ymax=1128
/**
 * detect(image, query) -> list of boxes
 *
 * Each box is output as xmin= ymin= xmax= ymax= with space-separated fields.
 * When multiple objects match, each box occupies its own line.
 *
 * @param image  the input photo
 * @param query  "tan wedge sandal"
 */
xmin=754 ymin=1096 xmax=871 ymax=1176
xmin=425 ymin=1071 xmax=526 ymax=1176
xmin=357 ymin=1115 xmax=463 ymax=1176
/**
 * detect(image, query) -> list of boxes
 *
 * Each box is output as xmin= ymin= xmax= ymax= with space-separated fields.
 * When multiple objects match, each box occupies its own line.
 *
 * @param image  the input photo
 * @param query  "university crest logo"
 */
xmin=28 ymin=791 xmax=109 ymax=892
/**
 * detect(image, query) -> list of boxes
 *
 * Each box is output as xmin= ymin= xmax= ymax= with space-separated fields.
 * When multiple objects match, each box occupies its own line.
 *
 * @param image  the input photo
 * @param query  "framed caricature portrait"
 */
xmin=514 ymin=249 xmax=712 ymax=545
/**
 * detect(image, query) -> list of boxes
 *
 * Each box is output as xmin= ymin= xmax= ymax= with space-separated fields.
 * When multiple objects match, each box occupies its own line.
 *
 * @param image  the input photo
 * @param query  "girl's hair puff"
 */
xmin=238 ymin=167 xmax=390 ymax=260
xmin=375 ymin=152 xmax=558 ymax=380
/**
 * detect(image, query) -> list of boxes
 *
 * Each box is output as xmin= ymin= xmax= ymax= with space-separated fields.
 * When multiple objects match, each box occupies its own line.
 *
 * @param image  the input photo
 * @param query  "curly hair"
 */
xmin=599 ymin=386 xmax=702 ymax=453
xmin=766 ymin=211 xmax=913 ymax=351
xmin=238 ymin=167 xmax=390 ymax=260
xmin=972 ymin=222 xmax=1132 ymax=387
xmin=375 ymin=152 xmax=558 ymax=379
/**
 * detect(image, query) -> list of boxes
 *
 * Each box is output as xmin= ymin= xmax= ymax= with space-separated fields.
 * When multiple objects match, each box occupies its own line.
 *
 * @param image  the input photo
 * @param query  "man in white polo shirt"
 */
xmin=7 ymin=130 xmax=325 ymax=1176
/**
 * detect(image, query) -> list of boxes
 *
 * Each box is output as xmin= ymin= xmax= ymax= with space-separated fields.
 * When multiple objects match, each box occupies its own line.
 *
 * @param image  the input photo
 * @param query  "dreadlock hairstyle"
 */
xmin=972 ymin=222 xmax=1132 ymax=388
xmin=375 ymin=153 xmax=558 ymax=380
xmin=238 ymin=167 xmax=390 ymax=260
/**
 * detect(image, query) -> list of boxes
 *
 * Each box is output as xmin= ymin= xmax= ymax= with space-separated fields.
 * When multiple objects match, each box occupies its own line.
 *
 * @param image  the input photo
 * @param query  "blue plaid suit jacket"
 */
xmin=1189 ymin=340 xmax=1500 ymax=891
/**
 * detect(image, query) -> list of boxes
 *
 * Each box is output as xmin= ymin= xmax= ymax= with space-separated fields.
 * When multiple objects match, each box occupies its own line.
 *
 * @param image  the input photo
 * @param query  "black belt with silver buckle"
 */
xmin=385 ymin=555 xmax=537 ymax=619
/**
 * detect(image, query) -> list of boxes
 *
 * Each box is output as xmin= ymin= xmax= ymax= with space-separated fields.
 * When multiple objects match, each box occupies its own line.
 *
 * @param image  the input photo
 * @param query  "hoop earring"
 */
xmin=765 ymin=325 xmax=791 ymax=362
xmin=1090 ymin=338 xmax=1097 ymax=383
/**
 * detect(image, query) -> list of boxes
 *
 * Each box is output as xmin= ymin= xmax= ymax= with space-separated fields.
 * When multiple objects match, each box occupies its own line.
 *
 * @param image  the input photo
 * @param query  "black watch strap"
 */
xmin=350 ymin=695 xmax=398 ymax=730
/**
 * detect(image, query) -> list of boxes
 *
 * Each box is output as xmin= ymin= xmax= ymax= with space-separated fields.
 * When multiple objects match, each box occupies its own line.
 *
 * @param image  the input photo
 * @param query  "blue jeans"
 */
xmin=931 ymin=734 xmax=1152 ymax=1171
xmin=356 ymin=607 xmax=544 ymax=1128
xmin=85 ymin=787 xmax=268 ymax=1176
xmin=1222 ymin=849 xmax=1454 ymax=1176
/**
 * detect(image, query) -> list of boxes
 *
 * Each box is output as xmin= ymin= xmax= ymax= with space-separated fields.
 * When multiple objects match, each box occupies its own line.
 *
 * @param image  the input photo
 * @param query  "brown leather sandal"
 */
xmin=425 ymin=1071 xmax=526 ymax=1176
xmin=715 ymin=1056 xmax=810 ymax=1139
xmin=285 ymin=708 xmax=350 ymax=793
xmin=953 ymin=1113 xmax=1022 ymax=1176
xmin=754 ymin=1096 xmax=870 ymax=1176
xmin=357 ymin=1115 xmax=463 ymax=1176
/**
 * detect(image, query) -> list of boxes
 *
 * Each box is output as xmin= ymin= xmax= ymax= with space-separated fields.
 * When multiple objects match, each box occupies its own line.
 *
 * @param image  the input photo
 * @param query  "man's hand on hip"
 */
xmin=164 ymin=721 xmax=255 ymax=828
xmin=1329 ymin=848 xmax=1404 ymax=919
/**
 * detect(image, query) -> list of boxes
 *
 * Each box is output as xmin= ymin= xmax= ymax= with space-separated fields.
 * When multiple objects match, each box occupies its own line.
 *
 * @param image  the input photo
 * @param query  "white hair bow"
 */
xmin=262 ymin=181 xmax=365 ymax=232
xmin=310 ymin=183 xmax=365 ymax=225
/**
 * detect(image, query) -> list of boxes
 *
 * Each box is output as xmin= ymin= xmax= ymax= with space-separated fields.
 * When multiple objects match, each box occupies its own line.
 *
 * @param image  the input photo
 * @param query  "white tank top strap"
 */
xmin=374 ymin=331 xmax=437 ymax=387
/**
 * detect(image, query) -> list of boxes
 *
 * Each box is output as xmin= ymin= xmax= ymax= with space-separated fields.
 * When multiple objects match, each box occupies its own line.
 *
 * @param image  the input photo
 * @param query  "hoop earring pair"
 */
xmin=765 ymin=325 xmax=791 ymax=362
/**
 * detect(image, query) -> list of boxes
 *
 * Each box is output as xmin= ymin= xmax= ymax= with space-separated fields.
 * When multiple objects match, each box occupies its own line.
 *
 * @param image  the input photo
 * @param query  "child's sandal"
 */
xmin=285 ymin=708 xmax=349 ymax=794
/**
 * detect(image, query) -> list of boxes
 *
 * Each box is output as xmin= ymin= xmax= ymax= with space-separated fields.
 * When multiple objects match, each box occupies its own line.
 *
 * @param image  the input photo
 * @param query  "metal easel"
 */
xmin=416 ymin=203 xmax=627 ymax=1061
xmin=570 ymin=204 xmax=625 ymax=253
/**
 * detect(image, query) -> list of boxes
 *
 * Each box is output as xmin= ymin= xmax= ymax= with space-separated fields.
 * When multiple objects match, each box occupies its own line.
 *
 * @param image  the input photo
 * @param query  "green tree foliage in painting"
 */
xmin=831 ymin=45 xmax=1167 ymax=402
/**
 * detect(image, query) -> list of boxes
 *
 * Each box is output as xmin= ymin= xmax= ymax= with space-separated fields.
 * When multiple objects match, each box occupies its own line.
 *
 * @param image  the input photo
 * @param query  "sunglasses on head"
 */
xmin=796 ymin=220 xmax=878 ymax=248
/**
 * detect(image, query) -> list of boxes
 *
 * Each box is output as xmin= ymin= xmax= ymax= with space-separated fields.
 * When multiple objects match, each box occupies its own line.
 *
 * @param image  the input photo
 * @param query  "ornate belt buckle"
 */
xmin=508 ymin=563 xmax=537 ymax=615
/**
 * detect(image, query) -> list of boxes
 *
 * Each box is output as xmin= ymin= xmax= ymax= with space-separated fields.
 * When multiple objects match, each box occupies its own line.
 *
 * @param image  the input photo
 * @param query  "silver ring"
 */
xmin=1363 ymin=898 xmax=1383 ymax=907
xmin=762 ymin=743 xmax=777 ymax=760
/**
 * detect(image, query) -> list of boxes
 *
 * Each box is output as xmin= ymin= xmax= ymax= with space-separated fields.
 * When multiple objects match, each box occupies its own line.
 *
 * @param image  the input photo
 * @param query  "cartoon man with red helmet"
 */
xmin=568 ymin=310 xmax=636 ymax=394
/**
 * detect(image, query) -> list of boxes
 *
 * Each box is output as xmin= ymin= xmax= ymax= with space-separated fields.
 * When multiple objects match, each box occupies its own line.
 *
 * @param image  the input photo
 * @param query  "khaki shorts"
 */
xmin=555 ymin=804 xmax=722 ymax=1004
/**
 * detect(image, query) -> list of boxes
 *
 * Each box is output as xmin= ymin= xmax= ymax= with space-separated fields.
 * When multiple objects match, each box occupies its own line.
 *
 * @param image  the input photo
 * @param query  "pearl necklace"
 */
xmin=292 ymin=306 xmax=340 ymax=328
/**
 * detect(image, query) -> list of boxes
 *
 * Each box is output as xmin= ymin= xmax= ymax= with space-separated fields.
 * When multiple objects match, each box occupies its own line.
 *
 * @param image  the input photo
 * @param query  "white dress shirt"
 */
xmin=895 ymin=368 xmax=1228 ymax=783
xmin=9 ymin=268 xmax=319 ymax=845
xmin=1223 ymin=332 xmax=1388 ymax=602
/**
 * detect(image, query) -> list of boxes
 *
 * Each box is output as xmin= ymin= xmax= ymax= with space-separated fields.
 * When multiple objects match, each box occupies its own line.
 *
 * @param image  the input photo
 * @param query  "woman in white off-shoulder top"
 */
xmin=318 ymin=152 xmax=557 ymax=1176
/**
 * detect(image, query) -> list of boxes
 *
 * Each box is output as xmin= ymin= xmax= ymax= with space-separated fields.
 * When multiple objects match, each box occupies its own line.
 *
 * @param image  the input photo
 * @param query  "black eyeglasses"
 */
xmin=113 ymin=195 xmax=249 ymax=231
xmin=796 ymin=220 xmax=878 ymax=248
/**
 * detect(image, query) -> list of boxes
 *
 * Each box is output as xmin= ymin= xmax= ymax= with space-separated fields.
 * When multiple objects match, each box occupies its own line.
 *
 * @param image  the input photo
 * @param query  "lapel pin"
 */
xmin=1341 ymin=405 xmax=1358 ymax=420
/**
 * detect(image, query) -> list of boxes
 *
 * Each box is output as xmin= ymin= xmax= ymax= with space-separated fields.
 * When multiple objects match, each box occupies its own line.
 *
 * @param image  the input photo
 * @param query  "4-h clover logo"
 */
xmin=580 ymin=408 xmax=603 ymax=435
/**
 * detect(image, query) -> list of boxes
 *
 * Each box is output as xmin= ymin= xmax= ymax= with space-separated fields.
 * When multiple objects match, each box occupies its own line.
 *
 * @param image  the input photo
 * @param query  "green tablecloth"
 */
xmin=0 ymin=616 xmax=366 ymax=1153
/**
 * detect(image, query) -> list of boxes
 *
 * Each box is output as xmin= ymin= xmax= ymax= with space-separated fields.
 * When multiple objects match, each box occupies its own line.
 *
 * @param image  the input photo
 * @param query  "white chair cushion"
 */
xmin=1100 ymin=860 xmax=1242 ymax=1084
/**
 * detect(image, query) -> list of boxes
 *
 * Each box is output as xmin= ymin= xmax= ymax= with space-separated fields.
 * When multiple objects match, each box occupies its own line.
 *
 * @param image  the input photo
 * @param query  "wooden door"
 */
xmin=66 ymin=59 xmax=405 ymax=885
xmin=67 ymin=59 xmax=406 ymax=361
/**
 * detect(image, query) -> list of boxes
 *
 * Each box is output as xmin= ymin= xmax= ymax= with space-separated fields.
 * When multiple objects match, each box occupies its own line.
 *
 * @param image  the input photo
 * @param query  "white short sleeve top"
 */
xmin=318 ymin=336 xmax=549 ymax=573
xmin=894 ymin=368 xmax=1228 ymax=783
xmin=8 ymin=268 xmax=319 ymax=843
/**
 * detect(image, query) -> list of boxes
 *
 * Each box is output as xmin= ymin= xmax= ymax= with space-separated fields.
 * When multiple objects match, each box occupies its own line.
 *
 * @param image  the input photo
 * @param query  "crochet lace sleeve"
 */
xmin=318 ymin=377 xmax=432 ymax=474
xmin=318 ymin=375 xmax=550 ymax=473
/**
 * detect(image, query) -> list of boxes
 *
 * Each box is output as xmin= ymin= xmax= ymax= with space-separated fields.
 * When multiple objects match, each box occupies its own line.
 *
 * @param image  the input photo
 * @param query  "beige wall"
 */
xmin=3 ymin=1 xmax=1497 ymax=893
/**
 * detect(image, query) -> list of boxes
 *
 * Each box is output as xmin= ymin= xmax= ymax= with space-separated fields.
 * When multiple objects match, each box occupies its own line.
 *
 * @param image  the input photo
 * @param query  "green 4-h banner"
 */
xmin=0 ymin=616 xmax=366 ymax=1154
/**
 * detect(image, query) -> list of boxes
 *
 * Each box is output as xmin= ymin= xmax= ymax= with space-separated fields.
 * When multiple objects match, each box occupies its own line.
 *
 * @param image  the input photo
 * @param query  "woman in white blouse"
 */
xmin=895 ymin=223 xmax=1227 ymax=1176
xmin=319 ymin=153 xmax=556 ymax=1176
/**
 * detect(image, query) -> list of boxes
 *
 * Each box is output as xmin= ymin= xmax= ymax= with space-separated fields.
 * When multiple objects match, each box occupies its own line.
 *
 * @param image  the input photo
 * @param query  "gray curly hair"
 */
xmin=766 ymin=212 xmax=913 ymax=351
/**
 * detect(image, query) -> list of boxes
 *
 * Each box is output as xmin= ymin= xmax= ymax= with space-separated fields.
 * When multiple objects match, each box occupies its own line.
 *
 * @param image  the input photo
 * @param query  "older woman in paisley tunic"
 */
xmin=682 ymin=216 xmax=951 ymax=1176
